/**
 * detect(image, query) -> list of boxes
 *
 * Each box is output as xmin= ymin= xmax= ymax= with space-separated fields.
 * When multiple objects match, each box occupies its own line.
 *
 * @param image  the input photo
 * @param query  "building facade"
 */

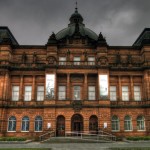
xmin=0 ymin=7 xmax=150 ymax=138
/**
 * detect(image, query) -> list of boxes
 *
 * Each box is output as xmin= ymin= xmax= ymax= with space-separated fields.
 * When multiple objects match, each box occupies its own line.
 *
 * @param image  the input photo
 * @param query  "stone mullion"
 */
xmin=130 ymin=76 xmax=134 ymax=101
xmin=19 ymin=75 xmax=23 ymax=101
xmin=67 ymin=74 xmax=70 ymax=100
xmin=2 ymin=73 xmax=7 ymax=100
xmin=32 ymin=75 xmax=35 ymax=101
xmin=84 ymin=74 xmax=88 ymax=100
xmin=118 ymin=76 xmax=121 ymax=101
xmin=55 ymin=73 xmax=57 ymax=100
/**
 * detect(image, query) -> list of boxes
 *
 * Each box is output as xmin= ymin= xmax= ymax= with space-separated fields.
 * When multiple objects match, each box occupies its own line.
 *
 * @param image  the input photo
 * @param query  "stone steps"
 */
xmin=43 ymin=137 xmax=114 ymax=143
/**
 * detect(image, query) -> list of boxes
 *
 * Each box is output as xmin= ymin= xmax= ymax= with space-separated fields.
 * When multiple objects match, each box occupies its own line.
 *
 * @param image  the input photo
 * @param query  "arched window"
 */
xmin=22 ymin=116 xmax=29 ymax=131
xmin=35 ymin=116 xmax=42 ymax=131
xmin=137 ymin=116 xmax=145 ymax=131
xmin=124 ymin=115 xmax=132 ymax=131
xmin=89 ymin=115 xmax=98 ymax=133
xmin=111 ymin=115 xmax=120 ymax=131
xmin=8 ymin=116 xmax=16 ymax=131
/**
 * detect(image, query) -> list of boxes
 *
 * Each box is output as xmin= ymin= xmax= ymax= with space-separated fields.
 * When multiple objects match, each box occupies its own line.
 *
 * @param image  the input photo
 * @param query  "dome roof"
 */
xmin=56 ymin=7 xmax=98 ymax=41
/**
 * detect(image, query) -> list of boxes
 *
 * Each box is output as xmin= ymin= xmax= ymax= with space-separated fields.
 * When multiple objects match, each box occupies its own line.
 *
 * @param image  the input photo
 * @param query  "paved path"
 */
xmin=0 ymin=142 xmax=150 ymax=150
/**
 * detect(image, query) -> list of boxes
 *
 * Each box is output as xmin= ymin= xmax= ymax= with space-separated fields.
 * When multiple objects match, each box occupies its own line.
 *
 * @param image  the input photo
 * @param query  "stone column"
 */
xmin=118 ymin=76 xmax=121 ymax=101
xmin=19 ymin=75 xmax=23 ymax=101
xmin=130 ymin=76 xmax=134 ymax=101
xmin=2 ymin=73 xmax=7 ymax=100
xmin=84 ymin=74 xmax=88 ymax=100
xmin=32 ymin=75 xmax=35 ymax=101
xmin=67 ymin=74 xmax=70 ymax=100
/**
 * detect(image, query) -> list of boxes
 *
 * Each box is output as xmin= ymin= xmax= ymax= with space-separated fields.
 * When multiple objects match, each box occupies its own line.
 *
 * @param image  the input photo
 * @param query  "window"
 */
xmin=37 ymin=86 xmax=44 ymax=101
xmin=88 ymin=57 xmax=95 ymax=65
xmin=12 ymin=86 xmax=19 ymax=101
xmin=137 ymin=116 xmax=145 ymax=131
xmin=134 ymin=86 xmax=141 ymax=101
xmin=8 ymin=116 xmax=16 ymax=132
xmin=88 ymin=86 xmax=95 ymax=100
xmin=110 ymin=86 xmax=117 ymax=101
xmin=58 ymin=86 xmax=66 ymax=100
xmin=59 ymin=57 xmax=66 ymax=65
xmin=22 ymin=116 xmax=29 ymax=131
xmin=24 ymin=86 xmax=32 ymax=101
xmin=122 ymin=86 xmax=129 ymax=101
xmin=124 ymin=115 xmax=132 ymax=131
xmin=73 ymin=86 xmax=80 ymax=100
xmin=111 ymin=116 xmax=120 ymax=131
xmin=74 ymin=57 xmax=80 ymax=65
xmin=35 ymin=116 xmax=42 ymax=131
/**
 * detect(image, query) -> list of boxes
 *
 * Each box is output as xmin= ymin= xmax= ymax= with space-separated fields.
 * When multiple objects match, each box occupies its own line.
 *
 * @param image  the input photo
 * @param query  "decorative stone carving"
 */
xmin=127 ymin=54 xmax=132 ymax=64
xmin=22 ymin=52 xmax=27 ymax=64
xmin=33 ymin=52 xmax=37 ymax=63
xmin=46 ymin=56 xmax=57 ymax=65
xmin=83 ymin=50 xmax=87 ymax=61
xmin=72 ymin=100 xmax=83 ymax=112
xmin=116 ymin=52 xmax=121 ymax=64
xmin=97 ymin=56 xmax=108 ymax=66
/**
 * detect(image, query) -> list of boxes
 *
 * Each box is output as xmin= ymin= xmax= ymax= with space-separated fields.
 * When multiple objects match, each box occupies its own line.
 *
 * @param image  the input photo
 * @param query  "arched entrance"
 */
xmin=56 ymin=115 xmax=65 ymax=136
xmin=71 ymin=114 xmax=83 ymax=132
xmin=89 ymin=115 xmax=98 ymax=134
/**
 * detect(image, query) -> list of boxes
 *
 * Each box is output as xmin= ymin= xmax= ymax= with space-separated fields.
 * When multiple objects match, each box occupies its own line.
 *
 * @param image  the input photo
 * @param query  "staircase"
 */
xmin=39 ymin=130 xmax=116 ymax=143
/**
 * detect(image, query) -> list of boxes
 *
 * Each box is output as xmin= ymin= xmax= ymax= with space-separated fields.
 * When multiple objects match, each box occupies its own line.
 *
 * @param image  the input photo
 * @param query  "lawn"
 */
xmin=0 ymin=149 xmax=51 ymax=150
xmin=110 ymin=148 xmax=150 ymax=150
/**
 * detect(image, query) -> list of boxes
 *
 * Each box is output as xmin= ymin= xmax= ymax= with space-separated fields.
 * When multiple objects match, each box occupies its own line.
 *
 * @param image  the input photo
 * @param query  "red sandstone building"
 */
xmin=0 ymin=7 xmax=150 ymax=138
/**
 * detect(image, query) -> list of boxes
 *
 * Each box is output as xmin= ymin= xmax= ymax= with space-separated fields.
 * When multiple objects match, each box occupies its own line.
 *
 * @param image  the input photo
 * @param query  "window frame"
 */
xmin=111 ymin=115 xmax=120 ymax=132
xmin=59 ymin=57 xmax=66 ymax=65
xmin=12 ymin=85 xmax=19 ymax=101
xmin=21 ymin=116 xmax=30 ymax=132
xmin=137 ymin=116 xmax=145 ymax=131
xmin=7 ymin=116 xmax=16 ymax=132
xmin=74 ymin=56 xmax=80 ymax=65
xmin=88 ymin=86 xmax=96 ymax=100
xmin=58 ymin=85 xmax=66 ymax=100
xmin=24 ymin=86 xmax=32 ymax=101
xmin=124 ymin=115 xmax=133 ymax=131
xmin=122 ymin=86 xmax=129 ymax=101
xmin=34 ymin=116 xmax=43 ymax=132
xmin=73 ymin=86 xmax=81 ymax=100
xmin=110 ymin=86 xmax=117 ymax=101
xmin=88 ymin=57 xmax=95 ymax=65
xmin=134 ymin=85 xmax=141 ymax=101
xmin=37 ymin=85 xmax=44 ymax=101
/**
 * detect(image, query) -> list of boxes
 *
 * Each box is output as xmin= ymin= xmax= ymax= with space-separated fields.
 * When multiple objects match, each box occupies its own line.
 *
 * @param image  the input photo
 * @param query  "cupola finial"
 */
xmin=75 ymin=1 xmax=78 ymax=12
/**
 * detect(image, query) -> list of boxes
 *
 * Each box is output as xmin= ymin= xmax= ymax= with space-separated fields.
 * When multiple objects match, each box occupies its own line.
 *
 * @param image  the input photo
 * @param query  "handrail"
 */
xmin=65 ymin=131 xmax=116 ymax=142
xmin=39 ymin=130 xmax=55 ymax=142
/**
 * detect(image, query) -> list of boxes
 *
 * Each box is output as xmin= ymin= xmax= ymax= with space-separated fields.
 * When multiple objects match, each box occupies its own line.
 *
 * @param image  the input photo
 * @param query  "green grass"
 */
xmin=0 ymin=149 xmax=51 ymax=150
xmin=110 ymin=148 xmax=150 ymax=150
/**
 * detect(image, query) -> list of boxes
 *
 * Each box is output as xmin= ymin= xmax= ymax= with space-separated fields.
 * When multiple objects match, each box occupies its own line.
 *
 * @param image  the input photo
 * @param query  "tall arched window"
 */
xmin=8 ymin=116 xmax=16 ymax=131
xmin=111 ymin=115 xmax=120 ymax=131
xmin=22 ymin=116 xmax=29 ymax=131
xmin=124 ymin=115 xmax=132 ymax=131
xmin=137 ymin=116 xmax=145 ymax=131
xmin=35 ymin=116 xmax=42 ymax=131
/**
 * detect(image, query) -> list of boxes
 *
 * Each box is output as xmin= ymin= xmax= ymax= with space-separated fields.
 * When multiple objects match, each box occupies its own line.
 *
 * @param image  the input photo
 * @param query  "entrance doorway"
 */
xmin=71 ymin=114 xmax=83 ymax=132
xmin=56 ymin=115 xmax=65 ymax=136
xmin=89 ymin=115 xmax=98 ymax=134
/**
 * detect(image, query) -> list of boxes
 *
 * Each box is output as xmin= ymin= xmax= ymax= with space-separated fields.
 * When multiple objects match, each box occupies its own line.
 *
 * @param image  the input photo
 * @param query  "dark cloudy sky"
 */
xmin=0 ymin=0 xmax=150 ymax=46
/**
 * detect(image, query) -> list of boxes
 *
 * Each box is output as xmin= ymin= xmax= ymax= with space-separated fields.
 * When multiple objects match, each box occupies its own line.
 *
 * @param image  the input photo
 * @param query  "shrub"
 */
xmin=0 ymin=137 xmax=26 ymax=141
xmin=126 ymin=136 xmax=150 ymax=141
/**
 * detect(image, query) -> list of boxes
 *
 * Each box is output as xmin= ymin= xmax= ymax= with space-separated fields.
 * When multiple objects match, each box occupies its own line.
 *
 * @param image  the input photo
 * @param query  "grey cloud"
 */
xmin=0 ymin=0 xmax=150 ymax=45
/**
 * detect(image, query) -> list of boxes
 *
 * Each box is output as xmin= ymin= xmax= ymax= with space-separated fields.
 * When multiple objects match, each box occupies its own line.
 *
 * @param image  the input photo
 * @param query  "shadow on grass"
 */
xmin=0 ymin=149 xmax=52 ymax=150
xmin=110 ymin=148 xmax=150 ymax=150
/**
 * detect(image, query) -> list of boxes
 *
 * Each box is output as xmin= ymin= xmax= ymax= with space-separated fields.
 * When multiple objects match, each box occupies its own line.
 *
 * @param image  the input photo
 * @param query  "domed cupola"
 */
xmin=55 ymin=4 xmax=98 ymax=41
xmin=69 ymin=6 xmax=83 ymax=24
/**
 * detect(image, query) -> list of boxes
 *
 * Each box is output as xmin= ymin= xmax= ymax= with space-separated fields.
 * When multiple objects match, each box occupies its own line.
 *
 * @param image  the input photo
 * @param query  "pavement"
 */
xmin=0 ymin=142 xmax=150 ymax=150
